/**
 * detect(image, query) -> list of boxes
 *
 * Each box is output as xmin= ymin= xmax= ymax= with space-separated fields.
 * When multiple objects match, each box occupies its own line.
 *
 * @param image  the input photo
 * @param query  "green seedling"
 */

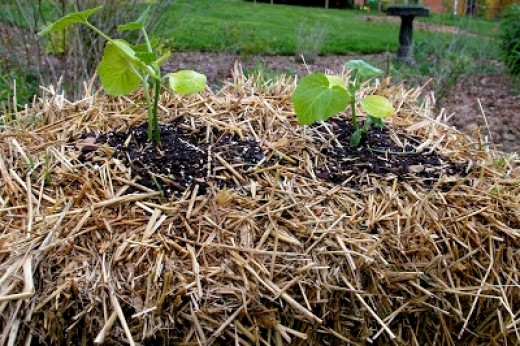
xmin=292 ymin=60 xmax=394 ymax=147
xmin=37 ymin=6 xmax=207 ymax=145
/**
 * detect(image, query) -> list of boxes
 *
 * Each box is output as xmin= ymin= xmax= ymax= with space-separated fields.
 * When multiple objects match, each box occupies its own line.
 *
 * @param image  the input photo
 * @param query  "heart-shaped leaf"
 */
xmin=325 ymin=75 xmax=346 ymax=89
xmin=98 ymin=41 xmax=141 ymax=96
xmin=38 ymin=6 xmax=102 ymax=37
xmin=166 ymin=70 xmax=207 ymax=95
xmin=292 ymin=73 xmax=350 ymax=125
xmin=360 ymin=95 xmax=394 ymax=119
xmin=345 ymin=60 xmax=383 ymax=80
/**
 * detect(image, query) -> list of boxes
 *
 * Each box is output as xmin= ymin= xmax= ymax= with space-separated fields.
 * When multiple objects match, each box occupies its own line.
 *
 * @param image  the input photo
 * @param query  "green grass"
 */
xmin=162 ymin=0 xmax=426 ymax=54
xmin=0 ymin=0 xmax=502 ymax=108
xmin=160 ymin=0 xmax=498 ymax=55
xmin=0 ymin=0 xmax=498 ymax=56
xmin=416 ymin=13 xmax=499 ymax=36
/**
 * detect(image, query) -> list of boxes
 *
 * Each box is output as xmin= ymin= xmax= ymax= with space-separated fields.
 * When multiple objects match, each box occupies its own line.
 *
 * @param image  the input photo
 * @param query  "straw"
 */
xmin=0 ymin=67 xmax=518 ymax=345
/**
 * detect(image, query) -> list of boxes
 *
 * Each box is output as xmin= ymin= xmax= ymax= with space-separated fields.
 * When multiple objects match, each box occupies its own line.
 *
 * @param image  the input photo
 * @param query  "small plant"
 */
xmin=37 ymin=6 xmax=207 ymax=145
xmin=295 ymin=21 xmax=327 ymax=64
xmin=292 ymin=60 xmax=394 ymax=147
xmin=499 ymin=4 xmax=520 ymax=78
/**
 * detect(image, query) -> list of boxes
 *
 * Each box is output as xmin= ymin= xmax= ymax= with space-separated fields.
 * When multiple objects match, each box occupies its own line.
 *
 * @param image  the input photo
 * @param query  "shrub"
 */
xmin=0 ymin=0 xmax=175 ymax=105
xmin=499 ymin=4 xmax=520 ymax=77
xmin=294 ymin=21 xmax=327 ymax=64
xmin=392 ymin=34 xmax=501 ymax=104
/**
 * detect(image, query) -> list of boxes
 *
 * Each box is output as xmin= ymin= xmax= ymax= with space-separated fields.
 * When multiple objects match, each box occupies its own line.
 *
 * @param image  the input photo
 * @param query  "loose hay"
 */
xmin=1 ymin=69 xmax=519 ymax=345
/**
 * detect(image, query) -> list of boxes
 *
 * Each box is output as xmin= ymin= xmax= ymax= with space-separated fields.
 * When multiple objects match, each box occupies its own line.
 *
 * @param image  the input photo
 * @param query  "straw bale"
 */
xmin=0 ymin=69 xmax=519 ymax=345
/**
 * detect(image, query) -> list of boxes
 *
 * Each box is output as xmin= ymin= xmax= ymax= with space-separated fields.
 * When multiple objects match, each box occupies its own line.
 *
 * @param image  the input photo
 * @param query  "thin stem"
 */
xmin=152 ymin=79 xmax=161 ymax=144
xmin=142 ymin=28 xmax=153 ymax=53
xmin=84 ymin=22 xmax=112 ymax=43
xmin=350 ymin=98 xmax=358 ymax=131
xmin=142 ymin=79 xmax=154 ymax=141
xmin=349 ymin=72 xmax=360 ymax=131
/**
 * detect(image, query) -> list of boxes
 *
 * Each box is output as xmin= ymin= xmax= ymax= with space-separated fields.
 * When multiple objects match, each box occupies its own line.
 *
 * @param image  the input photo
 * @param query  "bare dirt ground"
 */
xmin=164 ymin=52 xmax=520 ymax=153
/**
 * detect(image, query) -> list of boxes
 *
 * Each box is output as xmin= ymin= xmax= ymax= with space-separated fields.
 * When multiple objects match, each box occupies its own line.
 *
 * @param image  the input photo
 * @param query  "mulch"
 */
xmin=0 ymin=69 xmax=519 ymax=345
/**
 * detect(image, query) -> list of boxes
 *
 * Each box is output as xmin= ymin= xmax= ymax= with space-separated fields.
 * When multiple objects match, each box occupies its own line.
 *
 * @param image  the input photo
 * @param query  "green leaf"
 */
xmin=166 ymin=70 xmax=207 ymax=95
xmin=369 ymin=115 xmax=384 ymax=127
xmin=37 ymin=6 xmax=102 ymax=37
xmin=292 ymin=73 xmax=350 ymax=125
xmin=130 ymin=39 xmax=160 ymax=52
xmin=45 ymin=27 xmax=68 ymax=55
xmin=136 ymin=52 xmax=157 ymax=64
xmin=360 ymin=95 xmax=394 ymax=119
xmin=117 ymin=22 xmax=143 ymax=31
xmin=117 ymin=6 xmax=153 ymax=31
xmin=156 ymin=50 xmax=171 ymax=67
xmin=325 ymin=75 xmax=346 ymax=89
xmin=345 ymin=60 xmax=383 ymax=80
xmin=350 ymin=129 xmax=363 ymax=147
xmin=363 ymin=116 xmax=373 ymax=132
xmin=98 ymin=41 xmax=141 ymax=96
xmin=111 ymin=39 xmax=137 ymax=60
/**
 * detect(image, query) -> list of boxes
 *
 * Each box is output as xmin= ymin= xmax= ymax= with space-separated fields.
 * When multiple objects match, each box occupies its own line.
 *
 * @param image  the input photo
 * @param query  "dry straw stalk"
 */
xmin=0 ymin=69 xmax=519 ymax=345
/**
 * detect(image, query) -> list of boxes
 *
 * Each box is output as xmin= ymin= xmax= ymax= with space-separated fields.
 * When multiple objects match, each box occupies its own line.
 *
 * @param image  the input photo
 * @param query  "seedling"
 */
xmin=37 ymin=6 xmax=206 ymax=145
xmin=292 ymin=60 xmax=394 ymax=147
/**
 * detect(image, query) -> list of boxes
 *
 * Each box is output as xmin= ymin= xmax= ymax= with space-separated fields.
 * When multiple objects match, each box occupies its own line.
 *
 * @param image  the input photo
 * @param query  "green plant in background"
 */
xmin=292 ymin=60 xmax=394 ymax=147
xmin=243 ymin=62 xmax=295 ymax=91
xmin=37 ymin=6 xmax=207 ymax=145
xmin=499 ymin=4 xmax=520 ymax=78
xmin=295 ymin=21 xmax=327 ymax=64
xmin=392 ymin=34 xmax=501 ymax=104
xmin=0 ymin=68 xmax=39 ymax=112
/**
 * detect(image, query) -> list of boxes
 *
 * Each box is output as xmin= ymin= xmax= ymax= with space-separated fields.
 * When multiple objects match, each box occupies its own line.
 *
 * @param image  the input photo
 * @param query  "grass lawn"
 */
xmin=162 ymin=0 xmax=419 ymax=54
xmin=161 ymin=0 xmax=495 ymax=55
xmin=0 ymin=0 xmax=498 ymax=55
xmin=416 ymin=12 xmax=499 ymax=35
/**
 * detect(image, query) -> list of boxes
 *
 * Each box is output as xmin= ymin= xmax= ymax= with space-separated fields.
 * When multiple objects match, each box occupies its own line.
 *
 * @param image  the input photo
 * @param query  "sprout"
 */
xmin=292 ymin=60 xmax=394 ymax=147
xmin=38 ymin=6 xmax=206 ymax=145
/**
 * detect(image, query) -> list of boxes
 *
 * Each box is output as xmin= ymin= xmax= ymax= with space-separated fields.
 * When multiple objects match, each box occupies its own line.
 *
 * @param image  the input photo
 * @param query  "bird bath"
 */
xmin=386 ymin=6 xmax=430 ymax=64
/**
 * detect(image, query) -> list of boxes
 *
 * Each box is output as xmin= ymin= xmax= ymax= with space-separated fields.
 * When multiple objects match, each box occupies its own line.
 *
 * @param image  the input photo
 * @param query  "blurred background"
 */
xmin=0 ymin=0 xmax=518 ymax=150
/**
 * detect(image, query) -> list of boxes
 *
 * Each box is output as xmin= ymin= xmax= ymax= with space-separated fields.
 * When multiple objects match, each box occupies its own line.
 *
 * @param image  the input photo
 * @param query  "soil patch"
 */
xmin=76 ymin=121 xmax=264 ymax=197
xmin=312 ymin=119 xmax=465 ymax=185
xmin=76 ymin=117 xmax=465 ymax=198
xmin=439 ymin=73 xmax=520 ymax=153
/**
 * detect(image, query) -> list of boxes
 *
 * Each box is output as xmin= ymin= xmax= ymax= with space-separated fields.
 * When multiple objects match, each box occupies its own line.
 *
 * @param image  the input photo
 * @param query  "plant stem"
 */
xmin=142 ymin=79 xmax=154 ymax=141
xmin=350 ymin=98 xmax=358 ymax=131
xmin=84 ymin=22 xmax=112 ymax=43
xmin=142 ymin=28 xmax=153 ymax=53
xmin=152 ymin=79 xmax=161 ymax=144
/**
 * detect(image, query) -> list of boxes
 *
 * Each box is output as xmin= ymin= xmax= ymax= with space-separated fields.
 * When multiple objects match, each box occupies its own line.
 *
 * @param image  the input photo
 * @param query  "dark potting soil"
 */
xmin=311 ymin=119 xmax=466 ymax=185
xmin=75 ymin=118 xmax=465 ymax=198
xmin=77 ymin=120 xmax=264 ymax=197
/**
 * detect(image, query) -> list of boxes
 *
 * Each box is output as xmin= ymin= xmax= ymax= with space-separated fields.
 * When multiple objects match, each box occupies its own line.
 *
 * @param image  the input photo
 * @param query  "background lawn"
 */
xmin=161 ymin=0 xmax=495 ymax=55
xmin=0 ymin=0 xmax=503 ymax=109
xmin=163 ymin=0 xmax=418 ymax=54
